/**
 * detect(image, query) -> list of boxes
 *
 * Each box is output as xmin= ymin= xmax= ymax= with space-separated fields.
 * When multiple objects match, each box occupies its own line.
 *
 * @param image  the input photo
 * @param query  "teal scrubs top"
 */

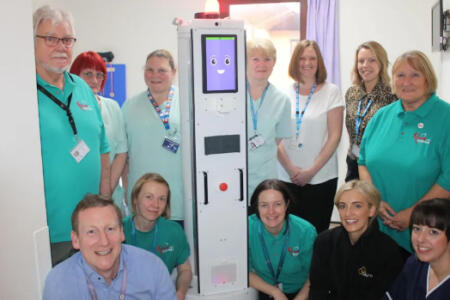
xmin=247 ymin=84 xmax=292 ymax=199
xmin=99 ymin=96 xmax=128 ymax=214
xmin=123 ymin=216 xmax=190 ymax=273
xmin=37 ymin=72 xmax=109 ymax=242
xmin=122 ymin=87 xmax=184 ymax=220
xmin=359 ymin=94 xmax=450 ymax=252
xmin=248 ymin=214 xmax=317 ymax=294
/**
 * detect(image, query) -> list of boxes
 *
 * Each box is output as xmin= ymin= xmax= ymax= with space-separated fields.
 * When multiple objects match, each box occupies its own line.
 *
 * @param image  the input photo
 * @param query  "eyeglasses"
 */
xmin=81 ymin=71 xmax=105 ymax=80
xmin=35 ymin=35 xmax=77 ymax=47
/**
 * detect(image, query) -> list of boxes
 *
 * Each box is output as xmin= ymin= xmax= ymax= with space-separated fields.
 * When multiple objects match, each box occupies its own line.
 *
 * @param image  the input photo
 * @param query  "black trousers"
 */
xmin=283 ymin=178 xmax=338 ymax=233
xmin=258 ymin=291 xmax=298 ymax=300
xmin=345 ymin=155 xmax=360 ymax=182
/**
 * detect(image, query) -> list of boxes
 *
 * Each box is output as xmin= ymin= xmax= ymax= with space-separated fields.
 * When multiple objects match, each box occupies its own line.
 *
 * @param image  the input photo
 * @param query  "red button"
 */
xmin=219 ymin=183 xmax=228 ymax=191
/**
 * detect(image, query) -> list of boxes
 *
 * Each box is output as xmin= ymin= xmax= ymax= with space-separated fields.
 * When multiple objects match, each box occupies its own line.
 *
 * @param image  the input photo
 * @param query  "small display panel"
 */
xmin=204 ymin=135 xmax=240 ymax=155
xmin=202 ymin=35 xmax=238 ymax=93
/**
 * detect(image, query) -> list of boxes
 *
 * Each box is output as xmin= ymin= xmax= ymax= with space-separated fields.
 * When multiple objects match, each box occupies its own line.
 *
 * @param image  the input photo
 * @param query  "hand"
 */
xmin=176 ymin=291 xmax=186 ymax=300
xmin=391 ymin=207 xmax=413 ymax=231
xmin=271 ymin=288 xmax=288 ymax=300
xmin=378 ymin=201 xmax=396 ymax=226
xmin=291 ymin=168 xmax=315 ymax=186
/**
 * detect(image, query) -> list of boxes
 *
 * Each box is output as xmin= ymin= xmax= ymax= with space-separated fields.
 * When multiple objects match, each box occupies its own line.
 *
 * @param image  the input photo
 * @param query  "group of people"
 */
xmin=33 ymin=3 xmax=450 ymax=300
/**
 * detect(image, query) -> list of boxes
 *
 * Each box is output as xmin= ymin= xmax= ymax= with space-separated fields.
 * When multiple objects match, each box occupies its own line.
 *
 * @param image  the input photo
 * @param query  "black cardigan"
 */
xmin=308 ymin=221 xmax=404 ymax=300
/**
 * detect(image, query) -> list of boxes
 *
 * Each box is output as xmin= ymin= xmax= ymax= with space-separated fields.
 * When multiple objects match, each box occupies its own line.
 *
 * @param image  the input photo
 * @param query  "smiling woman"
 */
xmin=383 ymin=199 xmax=450 ymax=300
xmin=248 ymin=179 xmax=317 ymax=300
xmin=309 ymin=180 xmax=404 ymax=300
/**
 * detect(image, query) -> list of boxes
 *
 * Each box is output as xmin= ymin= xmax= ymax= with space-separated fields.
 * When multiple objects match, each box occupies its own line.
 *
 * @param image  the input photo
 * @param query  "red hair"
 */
xmin=70 ymin=51 xmax=107 ymax=91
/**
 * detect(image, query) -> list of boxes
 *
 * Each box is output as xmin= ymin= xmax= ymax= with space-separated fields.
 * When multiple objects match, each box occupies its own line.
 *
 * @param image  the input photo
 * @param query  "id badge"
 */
xmin=70 ymin=139 xmax=90 ymax=163
xmin=351 ymin=143 xmax=360 ymax=157
xmin=249 ymin=134 xmax=265 ymax=151
xmin=162 ymin=137 xmax=180 ymax=153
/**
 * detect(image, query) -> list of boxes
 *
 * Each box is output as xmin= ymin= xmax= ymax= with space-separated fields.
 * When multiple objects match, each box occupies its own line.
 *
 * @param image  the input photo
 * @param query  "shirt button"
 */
xmin=405 ymin=122 xmax=408 ymax=125
xmin=401 ymin=132 xmax=404 ymax=135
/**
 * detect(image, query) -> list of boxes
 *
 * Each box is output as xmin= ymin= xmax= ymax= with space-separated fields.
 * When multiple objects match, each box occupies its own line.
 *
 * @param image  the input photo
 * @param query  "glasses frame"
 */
xmin=35 ymin=35 xmax=77 ymax=48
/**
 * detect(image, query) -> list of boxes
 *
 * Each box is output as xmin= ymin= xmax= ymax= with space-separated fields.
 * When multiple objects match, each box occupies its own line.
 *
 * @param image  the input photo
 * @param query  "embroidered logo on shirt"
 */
xmin=157 ymin=243 xmax=174 ymax=254
xmin=358 ymin=266 xmax=373 ymax=278
xmin=288 ymin=246 xmax=300 ymax=257
xmin=413 ymin=132 xmax=431 ymax=144
xmin=76 ymin=101 xmax=92 ymax=111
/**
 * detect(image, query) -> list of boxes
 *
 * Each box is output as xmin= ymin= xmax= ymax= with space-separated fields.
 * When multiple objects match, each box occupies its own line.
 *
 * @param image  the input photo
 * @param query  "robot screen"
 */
xmin=202 ymin=34 xmax=238 ymax=93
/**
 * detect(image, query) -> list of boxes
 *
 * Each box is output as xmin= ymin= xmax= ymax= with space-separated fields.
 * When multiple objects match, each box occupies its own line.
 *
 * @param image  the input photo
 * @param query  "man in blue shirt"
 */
xmin=43 ymin=194 xmax=177 ymax=299
xmin=33 ymin=5 xmax=111 ymax=266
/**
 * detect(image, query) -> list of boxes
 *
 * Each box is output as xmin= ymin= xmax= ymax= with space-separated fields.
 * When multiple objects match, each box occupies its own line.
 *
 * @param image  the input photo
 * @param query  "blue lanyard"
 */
xmin=258 ymin=219 xmax=290 ymax=284
xmin=248 ymin=82 xmax=270 ymax=134
xmin=295 ymin=82 xmax=317 ymax=137
xmin=354 ymin=97 xmax=373 ymax=141
xmin=130 ymin=216 xmax=158 ymax=250
xmin=148 ymin=85 xmax=175 ymax=131
xmin=84 ymin=260 xmax=127 ymax=300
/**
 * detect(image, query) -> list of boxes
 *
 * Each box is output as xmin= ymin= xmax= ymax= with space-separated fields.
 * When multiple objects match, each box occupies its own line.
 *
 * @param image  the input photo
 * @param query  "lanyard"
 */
xmin=295 ymin=82 xmax=317 ymax=137
xmin=258 ymin=219 xmax=290 ymax=284
xmin=248 ymin=82 xmax=270 ymax=134
xmin=354 ymin=97 xmax=373 ymax=141
xmin=148 ymin=86 xmax=175 ymax=131
xmin=130 ymin=216 xmax=158 ymax=250
xmin=37 ymin=84 xmax=76 ymax=137
xmin=84 ymin=261 xmax=127 ymax=300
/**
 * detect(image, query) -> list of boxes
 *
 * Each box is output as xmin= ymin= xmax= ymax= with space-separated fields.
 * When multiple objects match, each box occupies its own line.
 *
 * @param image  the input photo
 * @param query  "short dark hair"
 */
xmin=71 ymin=194 xmax=123 ymax=233
xmin=250 ymin=179 xmax=293 ymax=219
xmin=410 ymin=199 xmax=450 ymax=240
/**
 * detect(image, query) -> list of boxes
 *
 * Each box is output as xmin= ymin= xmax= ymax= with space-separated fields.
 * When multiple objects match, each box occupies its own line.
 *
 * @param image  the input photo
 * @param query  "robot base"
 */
xmin=186 ymin=276 xmax=258 ymax=300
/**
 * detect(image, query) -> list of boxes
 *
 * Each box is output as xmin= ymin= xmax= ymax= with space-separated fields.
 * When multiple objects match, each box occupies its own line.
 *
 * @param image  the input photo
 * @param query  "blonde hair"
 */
xmin=288 ymin=40 xmax=327 ymax=84
xmin=391 ymin=50 xmax=437 ymax=97
xmin=351 ymin=41 xmax=390 ymax=86
xmin=247 ymin=38 xmax=277 ymax=63
xmin=131 ymin=173 xmax=171 ymax=219
xmin=334 ymin=180 xmax=381 ymax=214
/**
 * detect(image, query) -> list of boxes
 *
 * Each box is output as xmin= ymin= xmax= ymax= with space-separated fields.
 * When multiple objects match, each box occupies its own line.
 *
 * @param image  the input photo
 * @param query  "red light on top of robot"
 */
xmin=195 ymin=0 xmax=220 ymax=19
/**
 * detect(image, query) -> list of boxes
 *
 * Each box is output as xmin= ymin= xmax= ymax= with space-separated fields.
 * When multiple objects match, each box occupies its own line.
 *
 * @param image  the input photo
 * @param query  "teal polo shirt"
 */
xmin=359 ymin=94 xmax=450 ymax=252
xmin=123 ymin=216 xmax=190 ymax=273
xmin=37 ymin=72 xmax=109 ymax=243
xmin=248 ymin=214 xmax=317 ymax=294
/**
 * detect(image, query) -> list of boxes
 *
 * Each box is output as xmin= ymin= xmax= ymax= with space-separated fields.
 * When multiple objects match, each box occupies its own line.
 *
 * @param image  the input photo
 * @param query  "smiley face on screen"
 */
xmin=204 ymin=36 xmax=236 ymax=92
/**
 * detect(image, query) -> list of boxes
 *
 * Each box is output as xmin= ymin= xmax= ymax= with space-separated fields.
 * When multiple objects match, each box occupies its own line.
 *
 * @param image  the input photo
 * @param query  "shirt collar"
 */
xmin=395 ymin=93 xmax=437 ymax=118
xmin=36 ymin=71 xmax=75 ymax=95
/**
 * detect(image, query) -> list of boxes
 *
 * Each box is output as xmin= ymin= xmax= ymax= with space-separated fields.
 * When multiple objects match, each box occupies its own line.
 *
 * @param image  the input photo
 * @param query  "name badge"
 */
xmin=162 ymin=137 xmax=179 ymax=153
xmin=70 ymin=139 xmax=90 ymax=163
xmin=249 ymin=134 xmax=265 ymax=150
xmin=351 ymin=143 xmax=360 ymax=158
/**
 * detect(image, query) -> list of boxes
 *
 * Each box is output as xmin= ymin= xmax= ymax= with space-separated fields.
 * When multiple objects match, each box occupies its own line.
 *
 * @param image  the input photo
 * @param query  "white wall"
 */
xmin=0 ymin=1 xmax=51 ymax=299
xmin=33 ymin=0 xmax=205 ymax=98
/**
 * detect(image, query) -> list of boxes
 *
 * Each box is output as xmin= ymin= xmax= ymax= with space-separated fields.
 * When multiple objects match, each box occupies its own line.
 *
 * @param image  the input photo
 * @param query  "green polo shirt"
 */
xmin=37 ymin=72 xmax=109 ymax=243
xmin=123 ymin=216 xmax=190 ymax=273
xmin=359 ymin=94 xmax=450 ymax=252
xmin=248 ymin=214 xmax=317 ymax=294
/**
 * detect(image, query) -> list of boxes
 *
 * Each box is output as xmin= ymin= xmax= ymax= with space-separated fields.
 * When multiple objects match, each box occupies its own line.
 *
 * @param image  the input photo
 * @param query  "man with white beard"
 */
xmin=33 ymin=5 xmax=110 ymax=266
